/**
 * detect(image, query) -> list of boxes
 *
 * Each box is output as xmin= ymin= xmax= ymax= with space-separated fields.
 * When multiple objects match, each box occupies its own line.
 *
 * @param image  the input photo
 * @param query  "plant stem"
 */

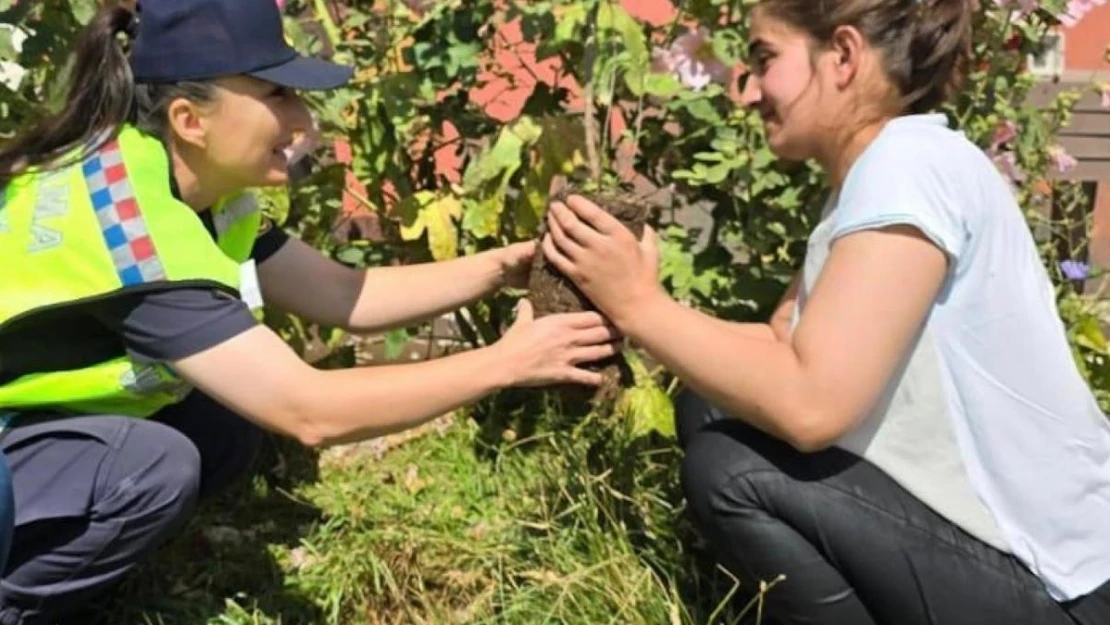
xmin=582 ymin=0 xmax=603 ymax=185
xmin=312 ymin=0 xmax=343 ymax=50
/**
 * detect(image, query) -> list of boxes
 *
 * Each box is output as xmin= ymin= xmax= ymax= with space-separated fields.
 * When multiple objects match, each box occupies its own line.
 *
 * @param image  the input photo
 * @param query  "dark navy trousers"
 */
xmin=0 ymin=392 xmax=264 ymax=624
xmin=0 ymin=456 xmax=12 ymax=580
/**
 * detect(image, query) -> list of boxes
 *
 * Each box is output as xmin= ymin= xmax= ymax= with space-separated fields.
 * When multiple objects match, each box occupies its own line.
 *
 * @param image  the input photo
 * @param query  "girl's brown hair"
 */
xmin=760 ymin=0 xmax=973 ymax=114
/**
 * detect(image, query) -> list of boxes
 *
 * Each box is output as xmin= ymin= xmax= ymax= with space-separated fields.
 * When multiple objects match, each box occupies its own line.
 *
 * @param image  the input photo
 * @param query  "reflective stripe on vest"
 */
xmin=85 ymin=139 xmax=168 ymax=285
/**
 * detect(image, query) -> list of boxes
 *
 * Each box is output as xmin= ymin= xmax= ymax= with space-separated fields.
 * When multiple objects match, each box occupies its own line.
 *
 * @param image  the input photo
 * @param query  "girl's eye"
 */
xmin=751 ymin=53 xmax=773 ymax=75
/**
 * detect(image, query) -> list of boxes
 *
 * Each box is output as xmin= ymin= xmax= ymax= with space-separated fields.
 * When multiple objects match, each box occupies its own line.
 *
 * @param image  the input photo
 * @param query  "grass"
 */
xmin=86 ymin=391 xmax=769 ymax=625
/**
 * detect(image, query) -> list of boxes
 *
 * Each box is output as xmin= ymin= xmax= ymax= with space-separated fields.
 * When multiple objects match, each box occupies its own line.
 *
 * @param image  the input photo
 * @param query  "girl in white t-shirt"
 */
xmin=541 ymin=0 xmax=1110 ymax=623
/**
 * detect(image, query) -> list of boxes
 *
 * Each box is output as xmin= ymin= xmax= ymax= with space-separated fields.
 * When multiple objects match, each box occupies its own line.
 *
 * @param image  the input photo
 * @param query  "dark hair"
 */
xmin=0 ymin=4 xmax=219 ymax=188
xmin=759 ymin=0 xmax=973 ymax=115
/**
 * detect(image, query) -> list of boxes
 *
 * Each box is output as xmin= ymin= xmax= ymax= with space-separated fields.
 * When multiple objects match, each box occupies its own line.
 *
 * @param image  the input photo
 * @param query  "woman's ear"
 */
xmin=828 ymin=24 xmax=865 ymax=90
xmin=165 ymin=97 xmax=210 ymax=150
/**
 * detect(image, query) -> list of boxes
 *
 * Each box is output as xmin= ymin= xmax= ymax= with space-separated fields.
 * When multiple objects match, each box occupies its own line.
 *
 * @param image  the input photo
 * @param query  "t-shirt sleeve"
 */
xmin=251 ymin=219 xmax=290 ymax=263
xmin=95 ymin=288 xmax=259 ymax=363
xmin=829 ymin=138 xmax=967 ymax=263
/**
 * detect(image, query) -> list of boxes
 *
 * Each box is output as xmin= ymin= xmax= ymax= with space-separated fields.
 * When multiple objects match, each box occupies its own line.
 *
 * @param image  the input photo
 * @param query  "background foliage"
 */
xmin=1 ymin=0 xmax=1108 ymax=622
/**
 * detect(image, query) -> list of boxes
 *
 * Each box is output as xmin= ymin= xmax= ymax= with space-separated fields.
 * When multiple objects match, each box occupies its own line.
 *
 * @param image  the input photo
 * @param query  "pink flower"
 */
xmin=993 ymin=151 xmax=1026 ymax=183
xmin=276 ymin=0 xmax=286 ymax=9
xmin=1099 ymin=82 xmax=1110 ymax=109
xmin=651 ymin=27 xmax=730 ymax=91
xmin=1058 ymin=0 xmax=1107 ymax=27
xmin=1047 ymin=144 xmax=1078 ymax=173
xmin=991 ymin=120 xmax=1018 ymax=150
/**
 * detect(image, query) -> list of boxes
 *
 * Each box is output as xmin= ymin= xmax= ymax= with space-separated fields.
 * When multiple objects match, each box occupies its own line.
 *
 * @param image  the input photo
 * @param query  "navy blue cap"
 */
xmin=129 ymin=0 xmax=354 ymax=90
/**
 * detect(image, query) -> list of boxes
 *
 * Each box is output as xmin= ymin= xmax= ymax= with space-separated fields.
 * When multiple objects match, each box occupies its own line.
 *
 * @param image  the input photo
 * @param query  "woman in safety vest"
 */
xmin=541 ymin=0 xmax=1110 ymax=623
xmin=0 ymin=0 xmax=619 ymax=620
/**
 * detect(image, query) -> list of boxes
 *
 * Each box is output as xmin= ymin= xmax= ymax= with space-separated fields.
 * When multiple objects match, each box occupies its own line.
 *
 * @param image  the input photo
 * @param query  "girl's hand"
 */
xmin=541 ymin=195 xmax=662 ymax=331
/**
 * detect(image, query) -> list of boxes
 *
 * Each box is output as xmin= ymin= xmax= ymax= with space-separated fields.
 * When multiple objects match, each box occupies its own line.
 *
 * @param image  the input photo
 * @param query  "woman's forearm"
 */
xmin=346 ymin=251 xmax=503 ymax=333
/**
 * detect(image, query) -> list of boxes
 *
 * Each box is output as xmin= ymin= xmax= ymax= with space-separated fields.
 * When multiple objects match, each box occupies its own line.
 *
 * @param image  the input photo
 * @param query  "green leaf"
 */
xmin=618 ymin=352 xmax=675 ymax=439
xmin=0 ymin=27 xmax=17 ymax=61
xmin=461 ymin=196 xmax=503 ymax=239
xmin=1075 ymin=316 xmax=1108 ymax=352
xmin=335 ymin=246 xmax=367 ymax=267
xmin=384 ymin=329 xmax=410 ymax=360
xmin=69 ymin=0 xmax=98 ymax=24
xmin=462 ymin=116 xmax=541 ymax=192
xmin=642 ymin=73 xmax=682 ymax=98
xmin=554 ymin=2 xmax=588 ymax=44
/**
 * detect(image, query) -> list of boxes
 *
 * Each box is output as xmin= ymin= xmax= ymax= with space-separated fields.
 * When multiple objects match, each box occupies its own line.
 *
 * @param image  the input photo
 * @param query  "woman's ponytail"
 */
xmin=0 ymin=5 xmax=138 ymax=187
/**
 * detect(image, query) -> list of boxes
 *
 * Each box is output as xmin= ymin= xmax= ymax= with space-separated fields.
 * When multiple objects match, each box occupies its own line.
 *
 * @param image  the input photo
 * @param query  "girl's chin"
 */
xmin=261 ymin=171 xmax=290 ymax=185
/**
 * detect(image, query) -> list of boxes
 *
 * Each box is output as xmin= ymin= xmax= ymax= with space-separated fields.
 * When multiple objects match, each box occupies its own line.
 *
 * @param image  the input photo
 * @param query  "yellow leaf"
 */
xmin=397 ymin=191 xmax=462 ymax=260
xmin=398 ymin=190 xmax=436 ymax=242
xmin=424 ymin=194 xmax=462 ymax=260
xmin=617 ymin=351 xmax=676 ymax=439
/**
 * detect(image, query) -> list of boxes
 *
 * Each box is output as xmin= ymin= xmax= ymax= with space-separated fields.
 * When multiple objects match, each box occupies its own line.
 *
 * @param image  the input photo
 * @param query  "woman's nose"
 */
xmin=286 ymin=95 xmax=314 ymax=133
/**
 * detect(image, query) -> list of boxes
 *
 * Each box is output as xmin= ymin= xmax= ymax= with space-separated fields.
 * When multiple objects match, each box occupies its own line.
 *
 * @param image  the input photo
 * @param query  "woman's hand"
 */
xmin=492 ymin=299 xmax=621 ymax=387
xmin=541 ymin=195 xmax=662 ymax=331
xmin=495 ymin=241 xmax=537 ymax=289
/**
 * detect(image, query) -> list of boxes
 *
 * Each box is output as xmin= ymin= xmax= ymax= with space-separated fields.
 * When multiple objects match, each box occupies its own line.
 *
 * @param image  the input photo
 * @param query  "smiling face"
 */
xmin=200 ymin=76 xmax=313 ymax=188
xmin=739 ymin=8 xmax=845 ymax=162
xmin=165 ymin=75 xmax=313 ymax=200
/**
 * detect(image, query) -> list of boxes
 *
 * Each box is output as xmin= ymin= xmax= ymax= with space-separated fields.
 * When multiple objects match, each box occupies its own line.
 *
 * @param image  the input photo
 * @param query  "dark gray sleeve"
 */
xmin=251 ymin=221 xmax=290 ymax=263
xmin=96 ymin=288 xmax=259 ymax=363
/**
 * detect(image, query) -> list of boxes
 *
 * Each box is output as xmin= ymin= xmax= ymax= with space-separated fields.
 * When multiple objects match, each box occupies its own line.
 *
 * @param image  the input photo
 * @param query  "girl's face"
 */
xmin=191 ymin=76 xmax=313 ymax=190
xmin=739 ymin=8 xmax=847 ymax=162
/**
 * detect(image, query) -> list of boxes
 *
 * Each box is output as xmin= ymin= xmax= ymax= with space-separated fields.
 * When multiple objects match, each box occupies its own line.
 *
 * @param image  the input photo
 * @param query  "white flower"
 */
xmin=0 ymin=23 xmax=29 ymax=91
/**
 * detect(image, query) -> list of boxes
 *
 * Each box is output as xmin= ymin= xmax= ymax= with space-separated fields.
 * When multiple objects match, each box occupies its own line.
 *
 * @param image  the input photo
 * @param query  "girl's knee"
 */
xmin=680 ymin=429 xmax=777 ymax=524
xmin=674 ymin=388 xmax=722 ymax=448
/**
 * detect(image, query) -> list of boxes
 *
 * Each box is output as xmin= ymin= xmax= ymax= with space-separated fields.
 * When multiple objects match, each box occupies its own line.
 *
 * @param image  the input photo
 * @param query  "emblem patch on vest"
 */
xmin=27 ymin=168 xmax=69 ymax=253
xmin=84 ymin=140 xmax=168 ymax=285
xmin=120 ymin=363 xmax=191 ymax=399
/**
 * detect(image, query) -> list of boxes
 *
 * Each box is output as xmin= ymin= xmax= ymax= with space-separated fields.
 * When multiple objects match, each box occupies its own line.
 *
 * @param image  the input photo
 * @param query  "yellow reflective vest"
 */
xmin=0 ymin=125 xmax=262 ymax=417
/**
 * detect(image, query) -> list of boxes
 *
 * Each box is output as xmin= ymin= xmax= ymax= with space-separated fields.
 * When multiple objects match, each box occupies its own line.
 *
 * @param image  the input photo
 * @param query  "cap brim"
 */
xmin=248 ymin=55 xmax=354 ymax=90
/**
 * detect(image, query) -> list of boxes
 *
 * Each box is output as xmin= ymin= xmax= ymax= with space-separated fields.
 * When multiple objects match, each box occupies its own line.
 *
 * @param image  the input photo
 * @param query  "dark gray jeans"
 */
xmin=0 ymin=392 xmax=264 ymax=625
xmin=676 ymin=390 xmax=1110 ymax=625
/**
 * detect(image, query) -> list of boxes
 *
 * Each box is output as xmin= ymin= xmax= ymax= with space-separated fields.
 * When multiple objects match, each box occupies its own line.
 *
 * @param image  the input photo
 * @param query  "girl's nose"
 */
xmin=739 ymin=72 xmax=762 ymax=108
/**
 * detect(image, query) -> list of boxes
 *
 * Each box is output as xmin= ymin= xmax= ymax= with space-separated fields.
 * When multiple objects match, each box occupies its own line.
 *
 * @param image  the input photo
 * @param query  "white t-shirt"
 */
xmin=794 ymin=113 xmax=1110 ymax=601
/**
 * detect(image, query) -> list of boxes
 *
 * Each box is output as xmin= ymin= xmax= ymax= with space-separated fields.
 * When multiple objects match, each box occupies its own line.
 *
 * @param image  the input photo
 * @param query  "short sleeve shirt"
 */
xmin=795 ymin=114 xmax=1110 ymax=601
xmin=0 ymin=211 xmax=289 ymax=382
